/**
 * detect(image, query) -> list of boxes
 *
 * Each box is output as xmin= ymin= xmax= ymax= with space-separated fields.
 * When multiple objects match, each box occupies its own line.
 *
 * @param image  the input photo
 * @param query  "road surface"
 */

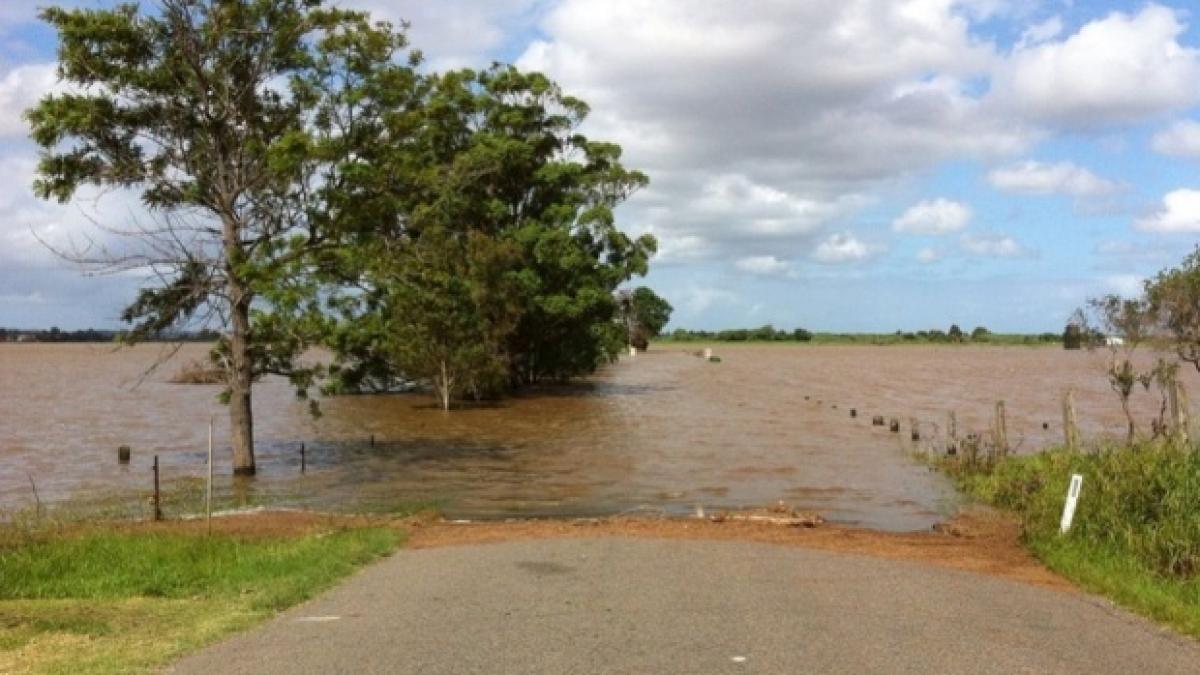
xmin=170 ymin=538 xmax=1199 ymax=674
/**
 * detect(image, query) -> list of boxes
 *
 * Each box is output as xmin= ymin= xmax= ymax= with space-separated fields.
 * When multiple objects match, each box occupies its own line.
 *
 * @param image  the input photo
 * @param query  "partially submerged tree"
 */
xmin=617 ymin=286 xmax=673 ymax=350
xmin=1147 ymin=245 xmax=1200 ymax=373
xmin=1088 ymin=295 xmax=1156 ymax=443
xmin=327 ymin=65 xmax=655 ymax=400
xmin=27 ymin=0 xmax=420 ymax=473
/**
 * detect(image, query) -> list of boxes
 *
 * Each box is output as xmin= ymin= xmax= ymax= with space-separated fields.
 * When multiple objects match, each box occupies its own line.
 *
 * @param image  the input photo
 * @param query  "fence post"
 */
xmin=1062 ymin=390 xmax=1080 ymax=452
xmin=207 ymin=417 xmax=214 ymax=535
xmin=1170 ymin=380 xmax=1190 ymax=447
xmin=153 ymin=455 xmax=163 ymax=522
xmin=994 ymin=401 xmax=1009 ymax=459
xmin=946 ymin=411 xmax=958 ymax=456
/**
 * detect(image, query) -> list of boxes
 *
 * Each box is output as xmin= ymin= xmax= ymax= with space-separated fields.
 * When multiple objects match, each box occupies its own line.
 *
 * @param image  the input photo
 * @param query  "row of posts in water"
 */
xmin=810 ymin=380 xmax=1192 ymax=459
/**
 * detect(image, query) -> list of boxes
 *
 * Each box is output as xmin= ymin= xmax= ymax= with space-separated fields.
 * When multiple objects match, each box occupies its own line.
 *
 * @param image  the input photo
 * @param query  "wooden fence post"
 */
xmin=1062 ymin=390 xmax=1080 ymax=452
xmin=152 ymin=455 xmax=162 ymax=522
xmin=947 ymin=411 xmax=958 ymax=456
xmin=1170 ymin=380 xmax=1190 ymax=447
xmin=994 ymin=401 xmax=1009 ymax=459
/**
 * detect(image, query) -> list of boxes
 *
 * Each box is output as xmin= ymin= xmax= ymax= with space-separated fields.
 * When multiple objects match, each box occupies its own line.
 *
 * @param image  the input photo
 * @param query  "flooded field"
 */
xmin=1 ymin=342 xmax=1193 ymax=530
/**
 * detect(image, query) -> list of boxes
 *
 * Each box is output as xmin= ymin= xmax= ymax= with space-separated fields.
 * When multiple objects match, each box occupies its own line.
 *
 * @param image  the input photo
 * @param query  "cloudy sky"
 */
xmin=3 ymin=1 xmax=1200 ymax=331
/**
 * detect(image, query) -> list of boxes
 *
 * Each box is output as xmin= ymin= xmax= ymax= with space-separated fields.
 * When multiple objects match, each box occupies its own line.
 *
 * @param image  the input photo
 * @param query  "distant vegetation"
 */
xmin=660 ymin=324 xmax=1061 ymax=345
xmin=0 ymin=327 xmax=219 ymax=343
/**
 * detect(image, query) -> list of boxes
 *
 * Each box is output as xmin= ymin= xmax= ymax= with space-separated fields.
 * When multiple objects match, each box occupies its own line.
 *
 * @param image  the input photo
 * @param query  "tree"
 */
xmin=327 ymin=65 xmax=655 ymax=400
xmin=1147 ymin=246 xmax=1200 ymax=373
xmin=618 ymin=286 xmax=673 ymax=350
xmin=27 ymin=0 xmax=419 ymax=474
xmin=970 ymin=326 xmax=989 ymax=341
xmin=1088 ymin=295 xmax=1156 ymax=443
xmin=948 ymin=324 xmax=964 ymax=342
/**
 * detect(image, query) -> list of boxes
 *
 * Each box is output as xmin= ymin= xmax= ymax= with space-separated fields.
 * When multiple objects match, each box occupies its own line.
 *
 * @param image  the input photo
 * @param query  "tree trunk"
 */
xmin=229 ymin=290 xmax=256 ymax=475
xmin=437 ymin=359 xmax=452 ymax=411
xmin=224 ymin=212 xmax=256 ymax=476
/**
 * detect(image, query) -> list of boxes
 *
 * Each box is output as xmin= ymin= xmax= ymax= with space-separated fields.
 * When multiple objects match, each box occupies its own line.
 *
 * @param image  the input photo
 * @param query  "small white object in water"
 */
xmin=694 ymin=505 xmax=705 ymax=519
xmin=731 ymin=656 xmax=747 ymax=663
xmin=296 ymin=616 xmax=341 ymax=623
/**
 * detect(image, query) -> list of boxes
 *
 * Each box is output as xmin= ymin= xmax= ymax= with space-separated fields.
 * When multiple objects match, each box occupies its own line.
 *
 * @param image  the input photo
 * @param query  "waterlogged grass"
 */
xmin=0 ymin=523 xmax=401 ymax=674
xmin=940 ymin=445 xmax=1200 ymax=639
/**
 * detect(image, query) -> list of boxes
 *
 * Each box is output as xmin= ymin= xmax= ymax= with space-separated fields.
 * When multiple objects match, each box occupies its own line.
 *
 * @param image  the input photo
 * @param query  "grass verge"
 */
xmin=0 ymin=517 xmax=402 ymax=674
xmin=935 ymin=445 xmax=1200 ymax=639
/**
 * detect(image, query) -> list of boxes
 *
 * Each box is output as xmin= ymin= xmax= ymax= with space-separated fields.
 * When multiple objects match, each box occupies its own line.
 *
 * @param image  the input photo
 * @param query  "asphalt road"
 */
xmin=170 ymin=538 xmax=1200 ymax=674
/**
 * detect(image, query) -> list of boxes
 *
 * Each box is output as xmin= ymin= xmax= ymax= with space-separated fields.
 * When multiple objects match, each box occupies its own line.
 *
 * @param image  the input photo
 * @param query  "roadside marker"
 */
xmin=1059 ymin=473 xmax=1083 ymax=534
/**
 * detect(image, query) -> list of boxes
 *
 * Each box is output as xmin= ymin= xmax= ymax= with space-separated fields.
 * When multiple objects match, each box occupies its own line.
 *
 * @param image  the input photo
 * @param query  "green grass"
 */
xmin=0 ymin=524 xmax=401 ymax=674
xmin=938 ymin=445 xmax=1200 ymax=639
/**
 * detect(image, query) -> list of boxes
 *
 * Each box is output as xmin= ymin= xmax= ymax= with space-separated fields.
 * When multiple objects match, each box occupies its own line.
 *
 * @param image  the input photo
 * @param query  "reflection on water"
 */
xmin=2 ymin=343 xmax=1191 ymax=530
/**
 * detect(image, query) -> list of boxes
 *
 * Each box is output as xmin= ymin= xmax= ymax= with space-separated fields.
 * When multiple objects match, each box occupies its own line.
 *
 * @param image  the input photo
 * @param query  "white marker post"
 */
xmin=1059 ymin=473 xmax=1083 ymax=534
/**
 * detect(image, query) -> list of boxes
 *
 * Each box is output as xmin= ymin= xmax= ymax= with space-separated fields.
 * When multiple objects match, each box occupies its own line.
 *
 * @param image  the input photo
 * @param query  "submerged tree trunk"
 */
xmin=437 ymin=359 xmax=452 ymax=411
xmin=225 ymin=213 xmax=256 ymax=476
xmin=229 ymin=289 xmax=256 ymax=475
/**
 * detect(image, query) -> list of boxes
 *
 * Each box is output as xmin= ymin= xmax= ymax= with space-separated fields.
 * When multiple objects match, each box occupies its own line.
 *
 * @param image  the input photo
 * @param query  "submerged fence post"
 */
xmin=910 ymin=417 xmax=920 ymax=442
xmin=994 ymin=401 xmax=1009 ymax=459
xmin=1062 ymin=390 xmax=1080 ymax=452
xmin=152 ymin=455 xmax=162 ymax=522
xmin=1170 ymin=380 xmax=1190 ymax=447
xmin=946 ymin=411 xmax=958 ymax=456
xmin=300 ymin=442 xmax=306 ymax=474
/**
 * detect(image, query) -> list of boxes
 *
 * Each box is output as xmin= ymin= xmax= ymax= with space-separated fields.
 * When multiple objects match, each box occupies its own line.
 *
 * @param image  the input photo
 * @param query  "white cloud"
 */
xmin=734 ymin=255 xmax=793 ymax=277
xmin=994 ymin=5 xmax=1200 ymax=128
xmin=0 ymin=63 xmax=57 ymax=138
xmin=1016 ymin=16 xmax=1062 ymax=48
xmin=960 ymin=232 xmax=1030 ymax=257
xmin=1151 ymin=120 xmax=1200 ymax=158
xmin=892 ymin=198 xmax=971 ymax=234
xmin=517 ymin=1 xmax=1035 ymax=264
xmin=1104 ymin=274 xmax=1144 ymax=297
xmin=811 ymin=233 xmax=872 ymax=264
xmin=915 ymin=247 xmax=943 ymax=264
xmin=678 ymin=286 xmax=739 ymax=315
xmin=1136 ymin=189 xmax=1200 ymax=233
xmin=987 ymin=160 xmax=1120 ymax=197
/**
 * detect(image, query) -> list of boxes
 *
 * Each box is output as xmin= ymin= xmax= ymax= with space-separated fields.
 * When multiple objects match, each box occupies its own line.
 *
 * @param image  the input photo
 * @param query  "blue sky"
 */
xmin=4 ymin=1 xmax=1200 ymax=332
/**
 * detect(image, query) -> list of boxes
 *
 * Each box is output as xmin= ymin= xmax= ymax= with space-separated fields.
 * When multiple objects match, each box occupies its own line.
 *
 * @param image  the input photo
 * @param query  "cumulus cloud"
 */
xmin=1104 ymin=274 xmax=1145 ymax=297
xmin=915 ymin=247 xmax=943 ymax=264
xmin=1151 ymin=120 xmax=1200 ymax=158
xmin=734 ymin=255 xmax=794 ymax=277
xmin=811 ymin=233 xmax=873 ymax=264
xmin=994 ymin=5 xmax=1200 ymax=128
xmin=892 ymin=198 xmax=972 ymax=234
xmin=960 ymin=232 xmax=1031 ymax=258
xmin=0 ymin=63 xmax=57 ymax=138
xmin=1136 ymin=189 xmax=1200 ymax=233
xmin=517 ymin=0 xmax=1036 ymax=264
xmin=987 ymin=160 xmax=1120 ymax=197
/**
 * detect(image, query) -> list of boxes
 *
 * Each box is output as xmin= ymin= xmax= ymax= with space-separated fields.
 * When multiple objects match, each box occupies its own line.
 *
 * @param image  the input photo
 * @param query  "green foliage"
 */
xmin=617 ymin=286 xmax=673 ymax=349
xmin=938 ymin=444 xmax=1200 ymax=637
xmin=944 ymin=446 xmax=1200 ymax=579
xmin=326 ymin=64 xmax=655 ymax=399
xmin=26 ymin=0 xmax=423 ymax=468
xmin=1147 ymin=245 xmax=1200 ymax=372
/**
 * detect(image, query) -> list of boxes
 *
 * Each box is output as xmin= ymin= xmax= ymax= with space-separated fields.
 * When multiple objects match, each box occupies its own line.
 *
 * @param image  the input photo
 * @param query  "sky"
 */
xmin=3 ymin=1 xmax=1200 ymax=332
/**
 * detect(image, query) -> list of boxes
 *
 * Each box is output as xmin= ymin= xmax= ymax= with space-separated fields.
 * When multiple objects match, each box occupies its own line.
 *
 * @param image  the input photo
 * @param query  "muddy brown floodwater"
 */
xmin=1 ymin=343 xmax=1194 ymax=530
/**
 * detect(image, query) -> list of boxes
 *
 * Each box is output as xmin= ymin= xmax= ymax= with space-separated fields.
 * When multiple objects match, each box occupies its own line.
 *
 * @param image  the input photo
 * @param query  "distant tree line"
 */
xmin=0 ymin=327 xmax=220 ymax=343
xmin=665 ymin=326 xmax=813 ymax=342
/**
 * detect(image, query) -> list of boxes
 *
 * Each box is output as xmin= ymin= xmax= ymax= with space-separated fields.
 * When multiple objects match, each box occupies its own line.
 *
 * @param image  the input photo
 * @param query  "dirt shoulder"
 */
xmin=107 ymin=505 xmax=1069 ymax=593
xmin=401 ymin=508 xmax=1073 ymax=593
